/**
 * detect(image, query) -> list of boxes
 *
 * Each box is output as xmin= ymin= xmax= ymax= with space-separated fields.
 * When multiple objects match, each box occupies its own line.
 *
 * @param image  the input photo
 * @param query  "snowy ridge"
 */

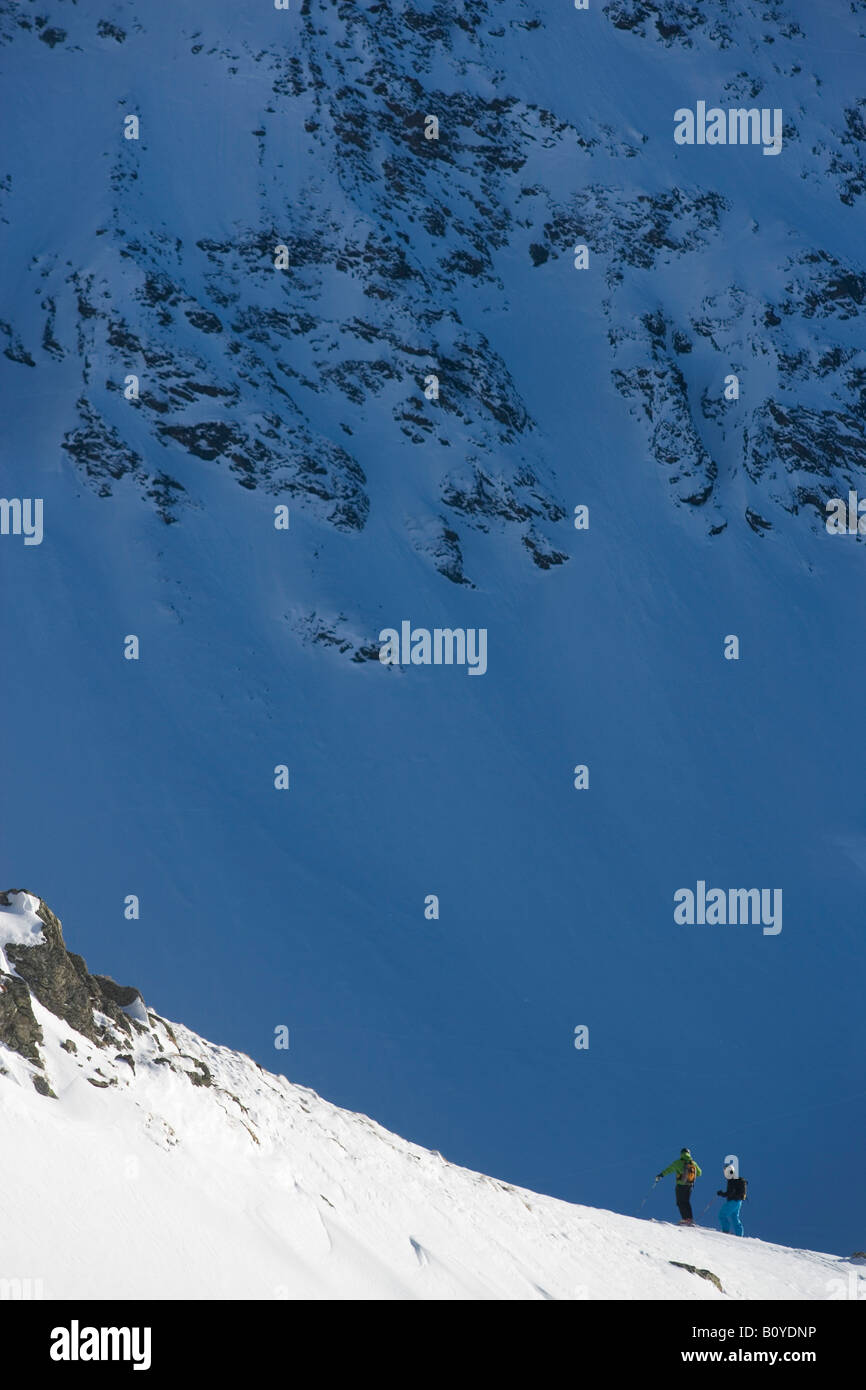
xmin=0 ymin=892 xmax=860 ymax=1300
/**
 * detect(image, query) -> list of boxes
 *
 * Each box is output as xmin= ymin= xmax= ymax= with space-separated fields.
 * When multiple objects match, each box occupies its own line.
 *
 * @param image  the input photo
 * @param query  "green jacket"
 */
xmin=659 ymin=1155 xmax=702 ymax=1182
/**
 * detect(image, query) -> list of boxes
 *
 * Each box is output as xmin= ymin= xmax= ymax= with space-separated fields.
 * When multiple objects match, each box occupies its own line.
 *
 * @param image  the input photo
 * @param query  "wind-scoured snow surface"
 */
xmin=1 ymin=954 xmax=859 ymax=1300
xmin=1 ymin=0 xmax=865 ymax=1259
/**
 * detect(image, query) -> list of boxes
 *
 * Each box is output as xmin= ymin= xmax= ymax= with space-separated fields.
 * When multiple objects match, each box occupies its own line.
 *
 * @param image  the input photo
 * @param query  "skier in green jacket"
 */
xmin=656 ymin=1148 xmax=702 ymax=1225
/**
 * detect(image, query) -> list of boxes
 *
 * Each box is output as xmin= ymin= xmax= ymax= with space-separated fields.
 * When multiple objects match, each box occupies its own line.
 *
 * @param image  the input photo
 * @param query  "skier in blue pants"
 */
xmin=719 ymin=1199 xmax=744 ymax=1235
xmin=717 ymin=1165 xmax=747 ymax=1235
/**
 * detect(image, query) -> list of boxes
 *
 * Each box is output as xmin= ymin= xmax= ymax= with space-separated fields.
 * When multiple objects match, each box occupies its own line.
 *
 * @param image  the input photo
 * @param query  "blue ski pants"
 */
xmin=719 ymin=1200 xmax=744 ymax=1236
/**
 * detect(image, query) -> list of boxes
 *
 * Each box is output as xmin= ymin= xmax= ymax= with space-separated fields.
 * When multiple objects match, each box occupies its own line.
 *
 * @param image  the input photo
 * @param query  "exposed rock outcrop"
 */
xmin=670 ymin=1260 xmax=725 ymax=1294
xmin=0 ymin=889 xmax=146 ymax=1068
xmin=0 ymin=891 xmax=268 ymax=1124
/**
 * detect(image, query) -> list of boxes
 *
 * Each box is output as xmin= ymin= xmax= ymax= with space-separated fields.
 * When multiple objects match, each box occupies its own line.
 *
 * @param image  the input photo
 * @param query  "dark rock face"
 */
xmin=613 ymin=361 xmax=717 ymax=508
xmin=0 ymin=890 xmax=144 ymax=1062
xmin=290 ymin=610 xmax=388 ymax=666
xmin=542 ymin=185 xmax=728 ymax=277
xmin=1 ymin=0 xmax=577 ymax=594
xmin=744 ymin=401 xmax=866 ymax=521
xmin=3 ymin=0 xmax=866 ymax=573
xmin=0 ymin=973 xmax=44 ymax=1066
xmin=92 ymin=976 xmax=144 ymax=1010
xmin=409 ymin=517 xmax=474 ymax=587
xmin=603 ymin=0 xmax=802 ymax=50
xmin=441 ymin=463 xmax=565 ymax=531
xmin=604 ymin=239 xmax=866 ymax=535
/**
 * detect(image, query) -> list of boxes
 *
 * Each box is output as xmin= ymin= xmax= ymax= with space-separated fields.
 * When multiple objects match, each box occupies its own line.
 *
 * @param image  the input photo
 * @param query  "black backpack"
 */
xmin=729 ymin=1177 xmax=748 ymax=1201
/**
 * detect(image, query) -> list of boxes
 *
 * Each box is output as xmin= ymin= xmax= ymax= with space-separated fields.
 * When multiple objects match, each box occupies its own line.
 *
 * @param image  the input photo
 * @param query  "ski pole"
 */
xmin=636 ymin=1177 xmax=660 ymax=1214
xmin=699 ymin=1194 xmax=720 ymax=1218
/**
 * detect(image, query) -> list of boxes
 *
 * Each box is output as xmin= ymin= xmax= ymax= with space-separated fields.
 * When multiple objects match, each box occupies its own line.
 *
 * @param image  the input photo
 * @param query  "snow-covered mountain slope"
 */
xmin=3 ymin=0 xmax=865 ymax=546
xmin=1 ymin=890 xmax=860 ymax=1300
xmin=2 ymin=0 xmax=865 ymax=1259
